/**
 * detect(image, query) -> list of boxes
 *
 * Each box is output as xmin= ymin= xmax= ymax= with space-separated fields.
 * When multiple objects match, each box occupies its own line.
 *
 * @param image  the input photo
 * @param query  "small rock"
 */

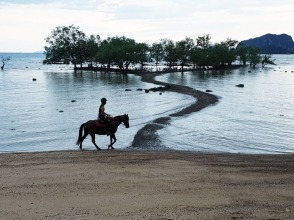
xmin=236 ymin=84 xmax=244 ymax=88
xmin=206 ymin=90 xmax=213 ymax=93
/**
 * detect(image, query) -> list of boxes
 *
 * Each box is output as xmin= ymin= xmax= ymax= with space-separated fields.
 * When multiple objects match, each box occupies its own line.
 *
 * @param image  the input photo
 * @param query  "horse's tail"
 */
xmin=76 ymin=123 xmax=85 ymax=146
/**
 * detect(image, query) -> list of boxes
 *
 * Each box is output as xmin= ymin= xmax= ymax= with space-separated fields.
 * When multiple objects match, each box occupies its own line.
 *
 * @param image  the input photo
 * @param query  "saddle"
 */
xmin=95 ymin=119 xmax=108 ymax=128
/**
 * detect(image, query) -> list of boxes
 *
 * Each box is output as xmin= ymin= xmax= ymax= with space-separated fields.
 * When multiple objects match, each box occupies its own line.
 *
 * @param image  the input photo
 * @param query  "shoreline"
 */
xmin=1 ymin=150 xmax=293 ymax=219
xmin=130 ymin=71 xmax=218 ymax=149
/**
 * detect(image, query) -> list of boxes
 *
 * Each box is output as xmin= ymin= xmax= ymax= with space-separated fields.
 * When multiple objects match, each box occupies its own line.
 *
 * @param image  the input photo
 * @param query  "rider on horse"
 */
xmin=98 ymin=98 xmax=113 ymax=131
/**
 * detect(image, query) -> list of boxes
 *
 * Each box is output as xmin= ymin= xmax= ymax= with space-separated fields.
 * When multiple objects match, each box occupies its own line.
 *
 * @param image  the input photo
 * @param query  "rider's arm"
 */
xmin=101 ymin=106 xmax=110 ymax=117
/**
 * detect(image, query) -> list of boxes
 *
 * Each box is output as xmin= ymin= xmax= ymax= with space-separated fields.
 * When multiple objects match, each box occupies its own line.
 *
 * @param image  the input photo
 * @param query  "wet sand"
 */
xmin=0 ymin=150 xmax=293 ymax=219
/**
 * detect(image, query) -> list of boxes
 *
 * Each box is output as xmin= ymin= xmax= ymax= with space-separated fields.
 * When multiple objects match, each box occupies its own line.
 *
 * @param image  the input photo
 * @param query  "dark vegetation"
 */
xmin=1 ymin=56 xmax=10 ymax=70
xmin=43 ymin=25 xmax=276 ymax=72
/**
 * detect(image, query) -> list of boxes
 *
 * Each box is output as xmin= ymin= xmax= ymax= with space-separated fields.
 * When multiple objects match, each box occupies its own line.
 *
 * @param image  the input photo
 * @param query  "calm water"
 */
xmin=0 ymin=53 xmax=193 ymax=152
xmin=157 ymin=55 xmax=294 ymax=153
xmin=0 ymin=53 xmax=293 ymax=153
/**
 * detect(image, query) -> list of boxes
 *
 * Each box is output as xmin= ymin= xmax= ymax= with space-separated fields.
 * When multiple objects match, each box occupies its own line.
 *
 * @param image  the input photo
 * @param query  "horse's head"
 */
xmin=122 ymin=114 xmax=129 ymax=128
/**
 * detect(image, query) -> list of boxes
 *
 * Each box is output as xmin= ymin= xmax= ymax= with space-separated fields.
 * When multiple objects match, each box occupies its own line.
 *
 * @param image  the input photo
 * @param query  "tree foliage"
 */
xmin=176 ymin=37 xmax=194 ymax=70
xmin=44 ymin=25 xmax=94 ymax=69
xmin=150 ymin=42 xmax=164 ymax=69
xmin=160 ymin=39 xmax=177 ymax=69
xmin=1 ymin=56 xmax=10 ymax=70
xmin=44 ymin=25 xmax=266 ymax=71
xmin=96 ymin=36 xmax=140 ymax=72
xmin=261 ymin=55 xmax=276 ymax=68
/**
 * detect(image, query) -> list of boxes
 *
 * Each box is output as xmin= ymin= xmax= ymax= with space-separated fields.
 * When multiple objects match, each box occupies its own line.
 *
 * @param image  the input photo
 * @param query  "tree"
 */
xmin=192 ymin=35 xmax=213 ymax=68
xmin=44 ymin=25 xmax=88 ymax=70
xmin=150 ymin=42 xmax=164 ymax=70
xmin=1 ymin=56 xmax=10 ymax=70
xmin=95 ymin=39 xmax=113 ymax=69
xmin=96 ymin=36 xmax=138 ymax=72
xmin=209 ymin=38 xmax=238 ymax=68
xmin=236 ymin=43 xmax=250 ymax=65
xmin=160 ymin=39 xmax=177 ymax=70
xmin=175 ymin=37 xmax=194 ymax=71
xmin=196 ymin=34 xmax=211 ymax=50
xmin=248 ymin=47 xmax=261 ymax=68
xmin=261 ymin=55 xmax=276 ymax=68
xmin=221 ymin=38 xmax=238 ymax=65
xmin=85 ymin=35 xmax=100 ymax=67
xmin=135 ymin=42 xmax=150 ymax=70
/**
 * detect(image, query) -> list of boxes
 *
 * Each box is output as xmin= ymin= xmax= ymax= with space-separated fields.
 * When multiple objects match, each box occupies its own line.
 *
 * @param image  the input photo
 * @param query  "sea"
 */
xmin=0 ymin=53 xmax=293 ymax=154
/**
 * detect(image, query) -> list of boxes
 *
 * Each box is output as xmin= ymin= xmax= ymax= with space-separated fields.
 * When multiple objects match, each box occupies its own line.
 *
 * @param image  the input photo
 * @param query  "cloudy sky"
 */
xmin=0 ymin=0 xmax=293 ymax=52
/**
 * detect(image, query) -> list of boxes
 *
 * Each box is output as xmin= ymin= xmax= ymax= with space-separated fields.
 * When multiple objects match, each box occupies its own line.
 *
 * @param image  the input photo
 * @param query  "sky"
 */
xmin=0 ymin=0 xmax=294 ymax=52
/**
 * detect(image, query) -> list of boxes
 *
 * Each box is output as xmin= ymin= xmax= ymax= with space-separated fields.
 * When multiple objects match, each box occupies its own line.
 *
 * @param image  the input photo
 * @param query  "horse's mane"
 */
xmin=114 ymin=114 xmax=128 ymax=120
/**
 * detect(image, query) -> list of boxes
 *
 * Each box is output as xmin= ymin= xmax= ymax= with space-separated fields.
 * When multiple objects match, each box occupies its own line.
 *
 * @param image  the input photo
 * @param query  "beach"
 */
xmin=1 ymin=55 xmax=294 ymax=219
xmin=1 ymin=150 xmax=294 ymax=219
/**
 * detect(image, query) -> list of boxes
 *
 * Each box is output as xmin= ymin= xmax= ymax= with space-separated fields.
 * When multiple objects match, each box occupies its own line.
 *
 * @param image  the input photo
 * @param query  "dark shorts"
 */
xmin=99 ymin=117 xmax=109 ymax=124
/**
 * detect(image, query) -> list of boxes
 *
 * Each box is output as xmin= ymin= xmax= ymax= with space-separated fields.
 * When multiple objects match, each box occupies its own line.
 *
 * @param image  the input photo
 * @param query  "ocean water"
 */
xmin=156 ymin=55 xmax=294 ymax=153
xmin=0 ymin=53 xmax=293 ymax=154
xmin=0 ymin=53 xmax=193 ymax=152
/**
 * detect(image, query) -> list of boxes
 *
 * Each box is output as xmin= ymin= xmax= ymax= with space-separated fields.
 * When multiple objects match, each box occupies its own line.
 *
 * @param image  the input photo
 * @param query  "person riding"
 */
xmin=98 ymin=98 xmax=112 ymax=126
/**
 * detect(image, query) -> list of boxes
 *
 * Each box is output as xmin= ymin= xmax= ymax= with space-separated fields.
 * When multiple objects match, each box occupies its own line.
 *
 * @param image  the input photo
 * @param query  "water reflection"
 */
xmin=73 ymin=71 xmax=131 ymax=85
xmin=156 ymin=64 xmax=294 ymax=154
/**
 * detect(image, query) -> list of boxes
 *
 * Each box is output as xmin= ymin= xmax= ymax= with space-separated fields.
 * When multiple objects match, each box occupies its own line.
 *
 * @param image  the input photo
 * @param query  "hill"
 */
xmin=240 ymin=33 xmax=294 ymax=54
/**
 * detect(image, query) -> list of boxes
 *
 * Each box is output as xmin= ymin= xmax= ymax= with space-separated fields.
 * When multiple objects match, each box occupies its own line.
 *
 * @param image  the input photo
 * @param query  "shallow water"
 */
xmin=0 ymin=53 xmax=193 ymax=152
xmin=156 ymin=55 xmax=294 ymax=153
xmin=0 ymin=53 xmax=293 ymax=153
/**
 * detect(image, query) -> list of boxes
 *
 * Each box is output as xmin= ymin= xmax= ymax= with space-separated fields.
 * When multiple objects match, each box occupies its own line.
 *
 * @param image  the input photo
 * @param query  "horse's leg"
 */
xmin=108 ymin=134 xmax=116 ymax=150
xmin=91 ymin=133 xmax=101 ymax=150
xmin=79 ymin=132 xmax=88 ymax=150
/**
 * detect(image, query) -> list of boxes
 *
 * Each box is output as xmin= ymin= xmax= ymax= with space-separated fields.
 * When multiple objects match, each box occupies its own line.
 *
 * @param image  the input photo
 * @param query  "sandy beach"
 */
xmin=1 ymin=150 xmax=294 ymax=220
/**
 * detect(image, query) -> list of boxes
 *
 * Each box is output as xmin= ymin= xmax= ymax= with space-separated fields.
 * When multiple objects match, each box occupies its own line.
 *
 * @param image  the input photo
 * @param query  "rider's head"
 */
xmin=101 ymin=98 xmax=107 ymax=104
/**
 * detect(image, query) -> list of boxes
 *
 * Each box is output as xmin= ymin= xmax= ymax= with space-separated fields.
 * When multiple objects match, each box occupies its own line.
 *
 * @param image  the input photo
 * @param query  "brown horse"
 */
xmin=76 ymin=114 xmax=129 ymax=150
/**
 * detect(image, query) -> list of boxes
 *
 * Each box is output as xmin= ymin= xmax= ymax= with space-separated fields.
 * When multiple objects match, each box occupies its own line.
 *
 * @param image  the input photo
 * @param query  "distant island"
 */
xmin=240 ymin=33 xmax=294 ymax=54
